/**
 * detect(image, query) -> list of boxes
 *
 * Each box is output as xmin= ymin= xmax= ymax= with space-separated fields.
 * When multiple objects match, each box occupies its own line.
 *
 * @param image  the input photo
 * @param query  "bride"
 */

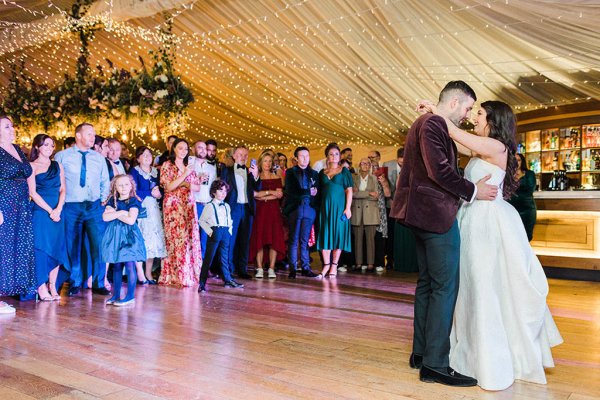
xmin=420 ymin=99 xmax=563 ymax=391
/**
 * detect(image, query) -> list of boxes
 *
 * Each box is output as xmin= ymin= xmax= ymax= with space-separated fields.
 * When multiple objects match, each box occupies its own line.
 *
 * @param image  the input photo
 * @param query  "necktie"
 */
xmin=299 ymin=168 xmax=307 ymax=189
xmin=236 ymin=164 xmax=246 ymax=170
xmin=79 ymin=151 xmax=88 ymax=187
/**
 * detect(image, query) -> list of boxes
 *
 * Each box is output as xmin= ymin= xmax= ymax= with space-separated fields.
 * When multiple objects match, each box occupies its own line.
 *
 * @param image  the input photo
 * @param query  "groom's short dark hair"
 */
xmin=439 ymin=81 xmax=477 ymax=103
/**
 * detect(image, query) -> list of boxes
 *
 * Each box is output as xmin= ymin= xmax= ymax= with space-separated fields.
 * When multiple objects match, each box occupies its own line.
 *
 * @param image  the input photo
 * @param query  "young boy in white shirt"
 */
xmin=198 ymin=180 xmax=244 ymax=292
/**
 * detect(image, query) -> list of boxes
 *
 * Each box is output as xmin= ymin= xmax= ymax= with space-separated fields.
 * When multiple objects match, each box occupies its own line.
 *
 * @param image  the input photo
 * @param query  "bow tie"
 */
xmin=207 ymin=160 xmax=216 ymax=165
xmin=218 ymin=202 xmax=226 ymax=207
xmin=114 ymin=160 xmax=121 ymax=165
xmin=236 ymin=164 xmax=246 ymax=170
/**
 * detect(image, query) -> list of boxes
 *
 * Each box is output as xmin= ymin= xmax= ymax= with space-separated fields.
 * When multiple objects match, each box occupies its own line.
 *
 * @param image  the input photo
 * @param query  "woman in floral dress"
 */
xmin=159 ymin=138 xmax=201 ymax=286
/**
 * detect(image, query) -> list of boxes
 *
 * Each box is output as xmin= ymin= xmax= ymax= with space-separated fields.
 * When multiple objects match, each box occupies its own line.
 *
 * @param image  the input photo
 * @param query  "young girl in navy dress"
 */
xmin=101 ymin=174 xmax=147 ymax=306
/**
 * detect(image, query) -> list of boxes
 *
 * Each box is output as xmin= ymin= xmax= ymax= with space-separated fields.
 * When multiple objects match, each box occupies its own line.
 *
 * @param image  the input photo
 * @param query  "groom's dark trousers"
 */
xmin=411 ymin=220 xmax=460 ymax=369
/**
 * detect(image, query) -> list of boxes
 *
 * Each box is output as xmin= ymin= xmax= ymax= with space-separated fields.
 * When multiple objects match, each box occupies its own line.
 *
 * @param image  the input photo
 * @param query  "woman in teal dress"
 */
xmin=27 ymin=134 xmax=68 ymax=301
xmin=508 ymin=153 xmax=537 ymax=241
xmin=316 ymin=143 xmax=353 ymax=277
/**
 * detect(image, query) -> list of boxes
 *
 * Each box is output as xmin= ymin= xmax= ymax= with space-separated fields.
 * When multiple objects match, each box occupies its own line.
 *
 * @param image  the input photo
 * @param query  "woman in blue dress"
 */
xmin=27 ymin=134 xmax=68 ymax=301
xmin=0 ymin=116 xmax=36 ymax=312
xmin=316 ymin=143 xmax=353 ymax=278
xmin=129 ymin=146 xmax=167 ymax=284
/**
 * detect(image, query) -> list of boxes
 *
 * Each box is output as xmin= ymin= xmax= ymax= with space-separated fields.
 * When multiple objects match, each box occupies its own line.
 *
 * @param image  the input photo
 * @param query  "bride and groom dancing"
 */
xmin=391 ymin=81 xmax=563 ymax=390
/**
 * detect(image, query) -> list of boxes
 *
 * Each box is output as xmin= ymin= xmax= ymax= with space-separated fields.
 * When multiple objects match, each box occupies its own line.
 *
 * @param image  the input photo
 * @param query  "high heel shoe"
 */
xmin=317 ymin=263 xmax=331 ymax=279
xmin=328 ymin=263 xmax=338 ymax=278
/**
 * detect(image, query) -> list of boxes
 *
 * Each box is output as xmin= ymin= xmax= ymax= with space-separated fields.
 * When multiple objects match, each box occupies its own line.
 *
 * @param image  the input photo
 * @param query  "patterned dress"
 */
xmin=159 ymin=161 xmax=201 ymax=286
xmin=0 ymin=145 xmax=37 ymax=295
xmin=130 ymin=166 xmax=167 ymax=259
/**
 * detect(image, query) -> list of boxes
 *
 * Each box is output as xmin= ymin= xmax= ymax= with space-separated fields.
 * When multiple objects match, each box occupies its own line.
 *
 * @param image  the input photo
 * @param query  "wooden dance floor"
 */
xmin=1 ymin=271 xmax=599 ymax=399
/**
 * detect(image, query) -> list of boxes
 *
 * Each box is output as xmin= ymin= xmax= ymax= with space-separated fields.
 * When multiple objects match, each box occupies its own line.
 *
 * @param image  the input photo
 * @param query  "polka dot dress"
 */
xmin=0 ymin=144 xmax=37 ymax=296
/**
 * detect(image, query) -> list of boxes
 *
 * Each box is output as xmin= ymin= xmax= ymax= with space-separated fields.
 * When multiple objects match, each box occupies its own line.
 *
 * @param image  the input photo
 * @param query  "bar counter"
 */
xmin=532 ymin=190 xmax=600 ymax=270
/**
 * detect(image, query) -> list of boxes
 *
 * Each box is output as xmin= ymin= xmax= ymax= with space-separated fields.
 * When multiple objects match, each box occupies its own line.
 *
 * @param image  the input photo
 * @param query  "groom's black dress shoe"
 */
xmin=409 ymin=353 xmax=423 ymax=369
xmin=419 ymin=365 xmax=477 ymax=387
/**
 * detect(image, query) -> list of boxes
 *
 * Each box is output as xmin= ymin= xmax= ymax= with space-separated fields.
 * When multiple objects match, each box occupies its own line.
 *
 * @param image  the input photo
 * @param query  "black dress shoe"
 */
xmin=198 ymin=283 xmax=207 ymax=293
xmin=288 ymin=270 xmax=297 ymax=279
xmin=409 ymin=353 xmax=423 ymax=369
xmin=419 ymin=365 xmax=477 ymax=387
xmin=91 ymin=287 xmax=111 ymax=295
xmin=224 ymin=280 xmax=244 ymax=288
xmin=68 ymin=286 xmax=81 ymax=297
xmin=301 ymin=269 xmax=318 ymax=277
xmin=236 ymin=272 xmax=252 ymax=280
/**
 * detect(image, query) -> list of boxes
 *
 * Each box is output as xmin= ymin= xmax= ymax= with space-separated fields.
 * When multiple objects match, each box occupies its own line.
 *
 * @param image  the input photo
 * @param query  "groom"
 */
xmin=391 ymin=81 xmax=498 ymax=386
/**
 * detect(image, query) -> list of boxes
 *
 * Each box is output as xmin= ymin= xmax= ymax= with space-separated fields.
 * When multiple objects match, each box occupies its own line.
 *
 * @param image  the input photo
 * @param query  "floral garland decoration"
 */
xmin=0 ymin=2 xmax=193 ymax=143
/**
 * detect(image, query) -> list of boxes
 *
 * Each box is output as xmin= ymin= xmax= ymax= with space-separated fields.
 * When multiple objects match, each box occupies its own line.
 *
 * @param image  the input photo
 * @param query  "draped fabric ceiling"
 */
xmin=1 ymin=0 xmax=600 ymax=149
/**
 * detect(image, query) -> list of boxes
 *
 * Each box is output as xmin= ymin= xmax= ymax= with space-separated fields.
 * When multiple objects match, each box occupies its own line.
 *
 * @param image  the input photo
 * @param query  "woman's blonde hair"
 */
xmin=258 ymin=150 xmax=275 ymax=173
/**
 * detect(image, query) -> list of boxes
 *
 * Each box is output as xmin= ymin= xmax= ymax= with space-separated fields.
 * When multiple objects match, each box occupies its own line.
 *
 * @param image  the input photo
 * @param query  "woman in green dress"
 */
xmin=508 ymin=153 xmax=537 ymax=241
xmin=317 ymin=143 xmax=353 ymax=277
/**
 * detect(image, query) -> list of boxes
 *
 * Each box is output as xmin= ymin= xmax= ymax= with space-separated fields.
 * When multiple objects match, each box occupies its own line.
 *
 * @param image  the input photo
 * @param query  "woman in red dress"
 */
xmin=159 ymin=138 xmax=201 ymax=286
xmin=250 ymin=151 xmax=286 ymax=279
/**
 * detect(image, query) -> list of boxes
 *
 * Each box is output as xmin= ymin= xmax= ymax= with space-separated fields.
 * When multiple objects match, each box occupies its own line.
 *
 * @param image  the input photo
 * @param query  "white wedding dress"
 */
xmin=450 ymin=158 xmax=563 ymax=391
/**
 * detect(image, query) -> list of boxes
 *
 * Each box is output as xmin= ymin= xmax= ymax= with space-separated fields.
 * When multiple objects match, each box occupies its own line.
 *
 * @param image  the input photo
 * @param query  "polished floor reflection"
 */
xmin=0 ymin=271 xmax=599 ymax=399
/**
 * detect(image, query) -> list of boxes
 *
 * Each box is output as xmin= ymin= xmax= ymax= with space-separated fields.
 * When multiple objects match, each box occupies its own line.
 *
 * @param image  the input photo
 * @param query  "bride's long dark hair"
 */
xmin=481 ymin=100 xmax=518 ymax=199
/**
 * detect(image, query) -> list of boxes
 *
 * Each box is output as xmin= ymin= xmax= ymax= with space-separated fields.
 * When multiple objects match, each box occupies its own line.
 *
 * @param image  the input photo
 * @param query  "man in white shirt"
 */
xmin=220 ymin=146 xmax=260 ymax=279
xmin=191 ymin=140 xmax=217 ymax=258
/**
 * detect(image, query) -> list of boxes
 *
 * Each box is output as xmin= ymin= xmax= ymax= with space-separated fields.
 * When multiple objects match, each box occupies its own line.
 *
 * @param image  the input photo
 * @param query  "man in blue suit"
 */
xmin=284 ymin=147 xmax=320 ymax=278
xmin=220 ymin=146 xmax=261 ymax=279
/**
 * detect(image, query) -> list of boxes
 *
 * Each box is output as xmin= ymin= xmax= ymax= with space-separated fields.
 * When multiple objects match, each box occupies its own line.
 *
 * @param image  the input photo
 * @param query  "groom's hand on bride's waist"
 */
xmin=475 ymin=174 xmax=498 ymax=201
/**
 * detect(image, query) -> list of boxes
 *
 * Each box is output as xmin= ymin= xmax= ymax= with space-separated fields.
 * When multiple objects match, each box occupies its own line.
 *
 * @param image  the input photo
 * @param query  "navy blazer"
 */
xmin=283 ymin=166 xmax=320 ymax=216
xmin=220 ymin=165 xmax=262 ymax=216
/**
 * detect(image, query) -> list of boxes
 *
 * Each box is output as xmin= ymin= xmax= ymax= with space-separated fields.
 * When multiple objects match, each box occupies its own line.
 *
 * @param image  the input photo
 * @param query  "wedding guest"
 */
xmin=277 ymin=152 xmax=288 ymax=172
xmin=341 ymin=147 xmax=355 ymax=173
xmin=284 ymin=146 xmax=319 ymax=278
xmin=221 ymin=146 xmax=261 ymax=279
xmin=27 ymin=134 xmax=67 ymax=301
xmin=191 ymin=140 xmax=217 ymax=257
xmin=374 ymin=172 xmax=391 ymax=272
xmin=155 ymin=135 xmax=178 ymax=167
xmin=107 ymin=138 xmax=126 ymax=174
xmin=54 ymin=123 xmax=111 ymax=296
xmin=63 ymin=136 xmax=76 ymax=149
xmin=250 ymin=151 xmax=286 ymax=279
xmin=0 ymin=116 xmax=36 ymax=312
xmin=316 ymin=143 xmax=353 ymax=277
xmin=382 ymin=148 xmax=404 ymax=270
xmin=508 ymin=153 xmax=537 ymax=241
xmin=351 ymin=158 xmax=379 ymax=272
xmin=205 ymin=139 xmax=227 ymax=177
xmin=95 ymin=135 xmax=119 ymax=180
xmin=102 ymin=175 xmax=146 ymax=306
xmin=130 ymin=146 xmax=167 ymax=283
xmin=159 ymin=138 xmax=201 ymax=286
xmin=120 ymin=142 xmax=132 ymax=171
xmin=198 ymin=180 xmax=244 ymax=292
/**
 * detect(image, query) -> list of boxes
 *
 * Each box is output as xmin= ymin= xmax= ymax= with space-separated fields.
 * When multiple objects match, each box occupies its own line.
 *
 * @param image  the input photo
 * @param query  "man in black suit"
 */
xmin=220 ymin=146 xmax=261 ymax=279
xmin=284 ymin=147 xmax=320 ymax=278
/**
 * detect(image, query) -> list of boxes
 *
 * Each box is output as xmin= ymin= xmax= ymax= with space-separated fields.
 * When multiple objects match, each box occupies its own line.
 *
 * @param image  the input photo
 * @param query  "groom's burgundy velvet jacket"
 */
xmin=390 ymin=113 xmax=475 ymax=234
